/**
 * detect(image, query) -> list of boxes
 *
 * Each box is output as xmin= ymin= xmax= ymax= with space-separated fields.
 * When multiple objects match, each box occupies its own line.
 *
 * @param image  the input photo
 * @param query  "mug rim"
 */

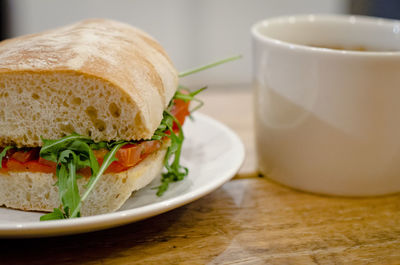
xmin=251 ymin=14 xmax=400 ymax=57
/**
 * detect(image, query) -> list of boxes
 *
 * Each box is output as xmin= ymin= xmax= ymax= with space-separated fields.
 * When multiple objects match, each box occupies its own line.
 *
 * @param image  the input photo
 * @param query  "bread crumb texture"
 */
xmin=0 ymin=19 xmax=178 ymax=147
xmin=0 ymin=72 xmax=143 ymax=146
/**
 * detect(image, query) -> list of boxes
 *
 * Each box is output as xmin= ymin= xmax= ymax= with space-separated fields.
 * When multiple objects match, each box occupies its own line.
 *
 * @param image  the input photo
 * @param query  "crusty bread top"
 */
xmin=0 ymin=19 xmax=178 ymax=147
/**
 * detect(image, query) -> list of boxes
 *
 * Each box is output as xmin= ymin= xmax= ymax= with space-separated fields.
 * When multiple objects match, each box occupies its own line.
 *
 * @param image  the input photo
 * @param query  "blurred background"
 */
xmin=0 ymin=0 xmax=399 ymax=88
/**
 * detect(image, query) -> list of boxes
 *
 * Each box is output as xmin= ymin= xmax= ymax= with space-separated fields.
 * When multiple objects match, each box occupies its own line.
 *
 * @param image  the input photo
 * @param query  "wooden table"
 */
xmin=1 ymin=88 xmax=399 ymax=264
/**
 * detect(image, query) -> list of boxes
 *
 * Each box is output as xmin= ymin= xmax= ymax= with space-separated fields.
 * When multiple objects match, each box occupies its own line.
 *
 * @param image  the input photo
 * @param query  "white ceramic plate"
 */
xmin=0 ymin=113 xmax=245 ymax=238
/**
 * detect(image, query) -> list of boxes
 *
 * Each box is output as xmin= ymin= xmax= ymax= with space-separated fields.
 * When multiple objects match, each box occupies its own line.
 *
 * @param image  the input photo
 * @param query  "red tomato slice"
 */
xmin=104 ymin=161 xmax=128 ymax=174
xmin=77 ymin=158 xmax=129 ymax=177
xmin=92 ymin=148 xmax=108 ymax=158
xmin=3 ymin=159 xmax=26 ymax=172
xmin=115 ymin=143 xmax=142 ymax=168
xmin=140 ymin=141 xmax=162 ymax=159
xmin=115 ymin=141 xmax=162 ymax=168
xmin=11 ymin=149 xmax=39 ymax=163
xmin=38 ymin=157 xmax=57 ymax=169
xmin=77 ymin=166 xmax=92 ymax=177
xmin=23 ymin=161 xmax=55 ymax=173
xmin=5 ymin=158 xmax=54 ymax=173
xmin=170 ymin=98 xmax=190 ymax=131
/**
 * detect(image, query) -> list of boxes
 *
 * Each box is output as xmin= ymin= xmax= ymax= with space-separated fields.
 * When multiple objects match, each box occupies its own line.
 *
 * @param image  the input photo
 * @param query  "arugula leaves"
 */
xmin=56 ymin=150 xmax=81 ymax=218
xmin=178 ymin=55 xmax=241 ymax=78
xmin=39 ymin=135 xmax=126 ymax=220
xmin=152 ymin=84 xmax=210 ymax=196
xmin=152 ymin=56 xmax=242 ymax=194
xmin=154 ymin=110 xmax=187 ymax=196
xmin=39 ymin=208 xmax=65 ymax=221
xmin=70 ymin=142 xmax=126 ymax=218
xmin=176 ymin=85 xmax=207 ymax=115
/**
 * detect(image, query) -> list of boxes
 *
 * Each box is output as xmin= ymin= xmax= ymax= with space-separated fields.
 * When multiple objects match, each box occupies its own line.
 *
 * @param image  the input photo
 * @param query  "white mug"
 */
xmin=252 ymin=15 xmax=400 ymax=196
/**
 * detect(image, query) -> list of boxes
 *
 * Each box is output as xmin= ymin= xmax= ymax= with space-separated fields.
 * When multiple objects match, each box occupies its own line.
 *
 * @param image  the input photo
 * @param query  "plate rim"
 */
xmin=0 ymin=112 xmax=245 ymax=238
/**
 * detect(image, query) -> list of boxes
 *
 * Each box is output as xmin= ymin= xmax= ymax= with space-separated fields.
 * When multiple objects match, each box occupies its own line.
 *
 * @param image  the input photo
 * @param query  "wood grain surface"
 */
xmin=0 ymin=88 xmax=399 ymax=265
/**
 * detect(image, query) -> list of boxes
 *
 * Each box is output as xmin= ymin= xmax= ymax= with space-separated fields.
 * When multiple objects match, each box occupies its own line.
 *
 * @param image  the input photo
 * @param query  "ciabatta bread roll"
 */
xmin=0 ymin=19 xmax=186 ymax=218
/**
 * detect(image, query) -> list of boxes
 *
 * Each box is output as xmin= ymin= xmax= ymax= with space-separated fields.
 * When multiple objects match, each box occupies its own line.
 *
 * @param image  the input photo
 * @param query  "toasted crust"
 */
xmin=0 ymin=19 xmax=178 ymax=147
xmin=0 ymin=143 xmax=168 ymax=216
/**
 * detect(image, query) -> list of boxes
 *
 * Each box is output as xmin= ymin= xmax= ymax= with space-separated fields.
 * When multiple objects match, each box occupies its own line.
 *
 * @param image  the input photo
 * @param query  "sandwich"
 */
xmin=0 ymin=19 xmax=192 ymax=219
